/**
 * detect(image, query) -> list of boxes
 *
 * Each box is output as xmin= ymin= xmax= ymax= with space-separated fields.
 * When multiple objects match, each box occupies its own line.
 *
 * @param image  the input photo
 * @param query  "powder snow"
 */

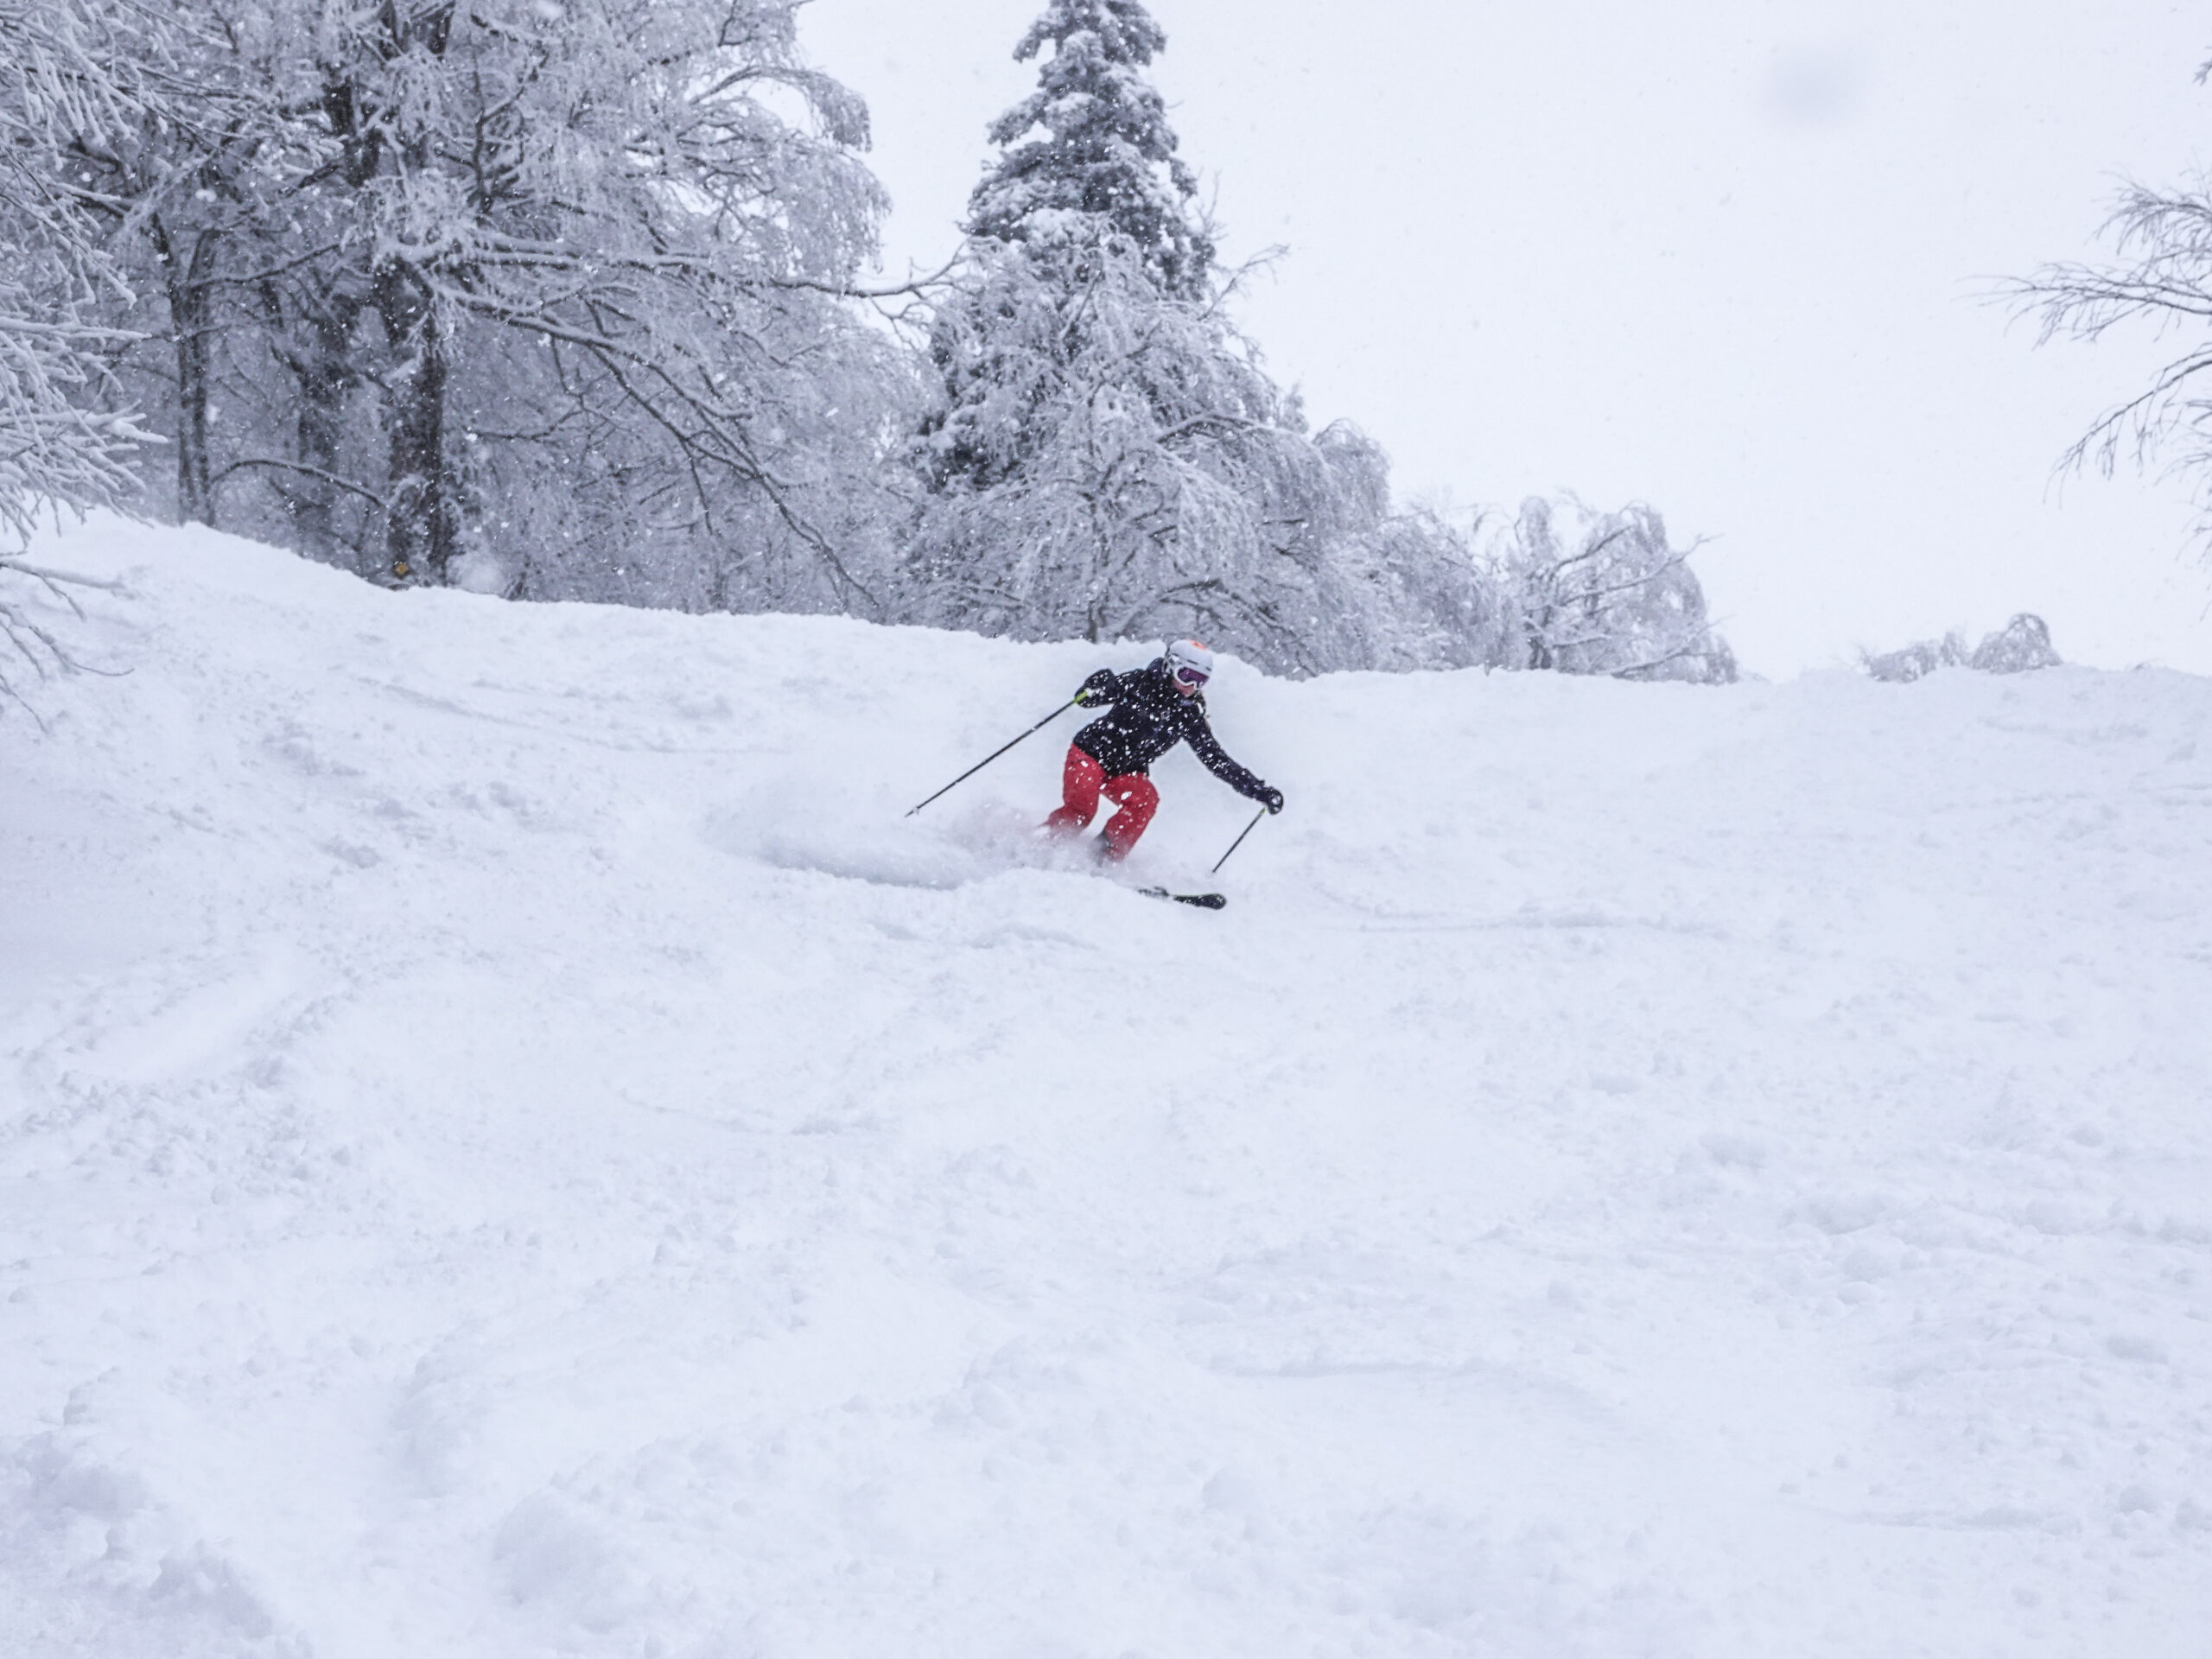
xmin=3 ymin=518 xmax=2208 ymax=1656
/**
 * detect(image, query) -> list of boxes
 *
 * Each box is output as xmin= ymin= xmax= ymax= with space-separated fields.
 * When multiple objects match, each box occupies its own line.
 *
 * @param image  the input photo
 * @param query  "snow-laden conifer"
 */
xmin=964 ymin=0 xmax=1211 ymax=301
xmin=907 ymin=2 xmax=1412 ymax=673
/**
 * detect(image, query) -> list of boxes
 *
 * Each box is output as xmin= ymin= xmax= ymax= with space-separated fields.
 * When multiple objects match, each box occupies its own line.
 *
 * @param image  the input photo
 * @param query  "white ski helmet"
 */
xmin=1166 ymin=639 xmax=1215 ymax=688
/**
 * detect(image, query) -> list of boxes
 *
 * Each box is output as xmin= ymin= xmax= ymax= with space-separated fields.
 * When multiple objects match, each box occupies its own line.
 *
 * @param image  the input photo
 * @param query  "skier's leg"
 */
xmin=1044 ymin=746 xmax=1106 ymax=836
xmin=1098 ymin=773 xmax=1160 ymax=861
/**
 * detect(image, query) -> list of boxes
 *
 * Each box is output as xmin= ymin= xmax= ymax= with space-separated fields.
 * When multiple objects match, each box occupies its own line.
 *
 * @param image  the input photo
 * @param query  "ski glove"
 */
xmin=1074 ymin=668 xmax=1117 ymax=707
xmin=1260 ymin=785 xmax=1285 ymax=815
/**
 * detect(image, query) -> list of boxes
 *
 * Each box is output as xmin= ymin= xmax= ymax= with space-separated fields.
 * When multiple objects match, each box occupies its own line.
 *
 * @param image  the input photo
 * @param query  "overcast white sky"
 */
xmin=799 ymin=0 xmax=2212 ymax=676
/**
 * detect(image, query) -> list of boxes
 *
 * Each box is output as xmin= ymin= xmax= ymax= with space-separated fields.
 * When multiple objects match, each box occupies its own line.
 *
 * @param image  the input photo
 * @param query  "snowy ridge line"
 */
xmin=2 ymin=517 xmax=2209 ymax=1658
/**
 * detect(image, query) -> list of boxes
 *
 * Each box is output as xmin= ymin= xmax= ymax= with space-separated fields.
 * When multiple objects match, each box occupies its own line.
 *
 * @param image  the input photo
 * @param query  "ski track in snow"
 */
xmin=3 ymin=518 xmax=2209 ymax=1656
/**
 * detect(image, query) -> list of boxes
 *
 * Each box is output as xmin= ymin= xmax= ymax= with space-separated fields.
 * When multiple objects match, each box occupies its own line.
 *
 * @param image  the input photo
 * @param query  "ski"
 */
xmin=1139 ymin=887 xmax=1227 ymax=910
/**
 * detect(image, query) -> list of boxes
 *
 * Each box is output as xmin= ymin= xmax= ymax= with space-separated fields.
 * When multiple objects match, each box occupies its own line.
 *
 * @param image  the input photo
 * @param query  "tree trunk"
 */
xmin=375 ymin=260 xmax=454 ymax=582
xmin=153 ymin=219 xmax=219 ymax=526
xmin=289 ymin=288 xmax=367 ymax=569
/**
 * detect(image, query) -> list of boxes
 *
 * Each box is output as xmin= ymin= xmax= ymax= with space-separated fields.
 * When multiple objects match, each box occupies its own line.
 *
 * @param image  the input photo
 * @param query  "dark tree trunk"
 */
xmin=375 ymin=260 xmax=454 ymax=582
xmin=152 ymin=219 xmax=220 ymax=526
xmin=289 ymin=287 xmax=368 ymax=569
xmin=364 ymin=2 xmax=461 ymax=582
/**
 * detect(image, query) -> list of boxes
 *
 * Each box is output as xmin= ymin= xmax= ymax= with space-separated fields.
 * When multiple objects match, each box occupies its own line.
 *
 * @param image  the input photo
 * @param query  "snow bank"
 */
xmin=3 ymin=518 xmax=2209 ymax=1656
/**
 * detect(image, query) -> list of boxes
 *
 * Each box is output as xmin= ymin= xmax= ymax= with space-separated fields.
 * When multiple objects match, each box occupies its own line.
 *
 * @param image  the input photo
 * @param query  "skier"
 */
xmin=1044 ymin=639 xmax=1285 ymax=861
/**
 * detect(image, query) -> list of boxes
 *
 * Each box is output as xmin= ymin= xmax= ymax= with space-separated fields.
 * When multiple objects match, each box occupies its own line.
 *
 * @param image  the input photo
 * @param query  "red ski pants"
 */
xmin=1044 ymin=745 xmax=1158 ymax=861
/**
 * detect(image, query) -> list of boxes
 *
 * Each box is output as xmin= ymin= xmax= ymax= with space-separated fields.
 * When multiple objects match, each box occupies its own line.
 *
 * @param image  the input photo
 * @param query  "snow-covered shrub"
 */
xmin=1861 ymin=614 xmax=2060 ymax=683
xmin=1969 ymin=613 xmax=2062 ymax=673
xmin=1862 ymin=632 xmax=1967 ymax=683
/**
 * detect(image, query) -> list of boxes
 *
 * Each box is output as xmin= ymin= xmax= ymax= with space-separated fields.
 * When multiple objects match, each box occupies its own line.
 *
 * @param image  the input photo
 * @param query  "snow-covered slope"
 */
xmin=3 ymin=519 xmax=2209 ymax=1658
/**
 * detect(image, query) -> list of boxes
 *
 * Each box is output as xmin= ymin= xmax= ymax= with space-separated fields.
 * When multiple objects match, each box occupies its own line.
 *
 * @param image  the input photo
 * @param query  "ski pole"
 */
xmin=906 ymin=699 xmax=1077 ymax=817
xmin=1210 ymin=804 xmax=1268 ymax=874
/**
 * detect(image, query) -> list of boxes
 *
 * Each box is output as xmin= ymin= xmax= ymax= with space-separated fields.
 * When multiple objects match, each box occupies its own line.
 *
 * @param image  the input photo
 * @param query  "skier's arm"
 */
xmin=1183 ymin=707 xmax=1271 ymax=802
xmin=1073 ymin=668 xmax=1122 ymax=708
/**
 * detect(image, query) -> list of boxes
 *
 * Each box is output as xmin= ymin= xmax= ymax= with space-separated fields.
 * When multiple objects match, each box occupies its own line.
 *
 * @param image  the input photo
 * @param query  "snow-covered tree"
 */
xmin=906 ymin=3 xmax=1402 ymax=672
xmin=1317 ymin=508 xmax=1517 ymax=674
xmin=907 ymin=231 xmax=1391 ymax=672
xmin=44 ymin=2 xmax=327 ymax=534
xmin=1969 ymin=612 xmax=2061 ymax=673
xmin=53 ymin=0 xmax=905 ymax=606
xmin=0 ymin=0 xmax=159 ymax=553
xmin=1495 ymin=498 xmax=1736 ymax=682
xmin=290 ymin=0 xmax=897 ymax=592
xmin=2014 ymin=156 xmax=2212 ymax=555
xmin=341 ymin=0 xmax=901 ymax=598
xmin=964 ymin=0 xmax=1211 ymax=301
xmin=0 ymin=0 xmax=168 ymax=715
xmin=919 ymin=0 xmax=1214 ymax=501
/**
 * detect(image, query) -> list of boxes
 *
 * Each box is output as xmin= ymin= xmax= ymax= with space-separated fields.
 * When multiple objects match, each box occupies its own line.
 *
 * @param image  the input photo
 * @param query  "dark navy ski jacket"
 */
xmin=1071 ymin=659 xmax=1269 ymax=799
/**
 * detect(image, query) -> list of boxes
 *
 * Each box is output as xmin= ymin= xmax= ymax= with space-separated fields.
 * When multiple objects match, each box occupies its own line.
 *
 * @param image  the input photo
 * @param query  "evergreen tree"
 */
xmin=963 ymin=0 xmax=1211 ymax=300
xmin=904 ymin=0 xmax=1491 ymax=674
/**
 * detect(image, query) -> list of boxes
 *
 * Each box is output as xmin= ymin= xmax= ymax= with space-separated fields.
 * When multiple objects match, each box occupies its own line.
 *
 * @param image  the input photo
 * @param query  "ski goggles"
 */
xmin=1171 ymin=664 xmax=1210 ymax=689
